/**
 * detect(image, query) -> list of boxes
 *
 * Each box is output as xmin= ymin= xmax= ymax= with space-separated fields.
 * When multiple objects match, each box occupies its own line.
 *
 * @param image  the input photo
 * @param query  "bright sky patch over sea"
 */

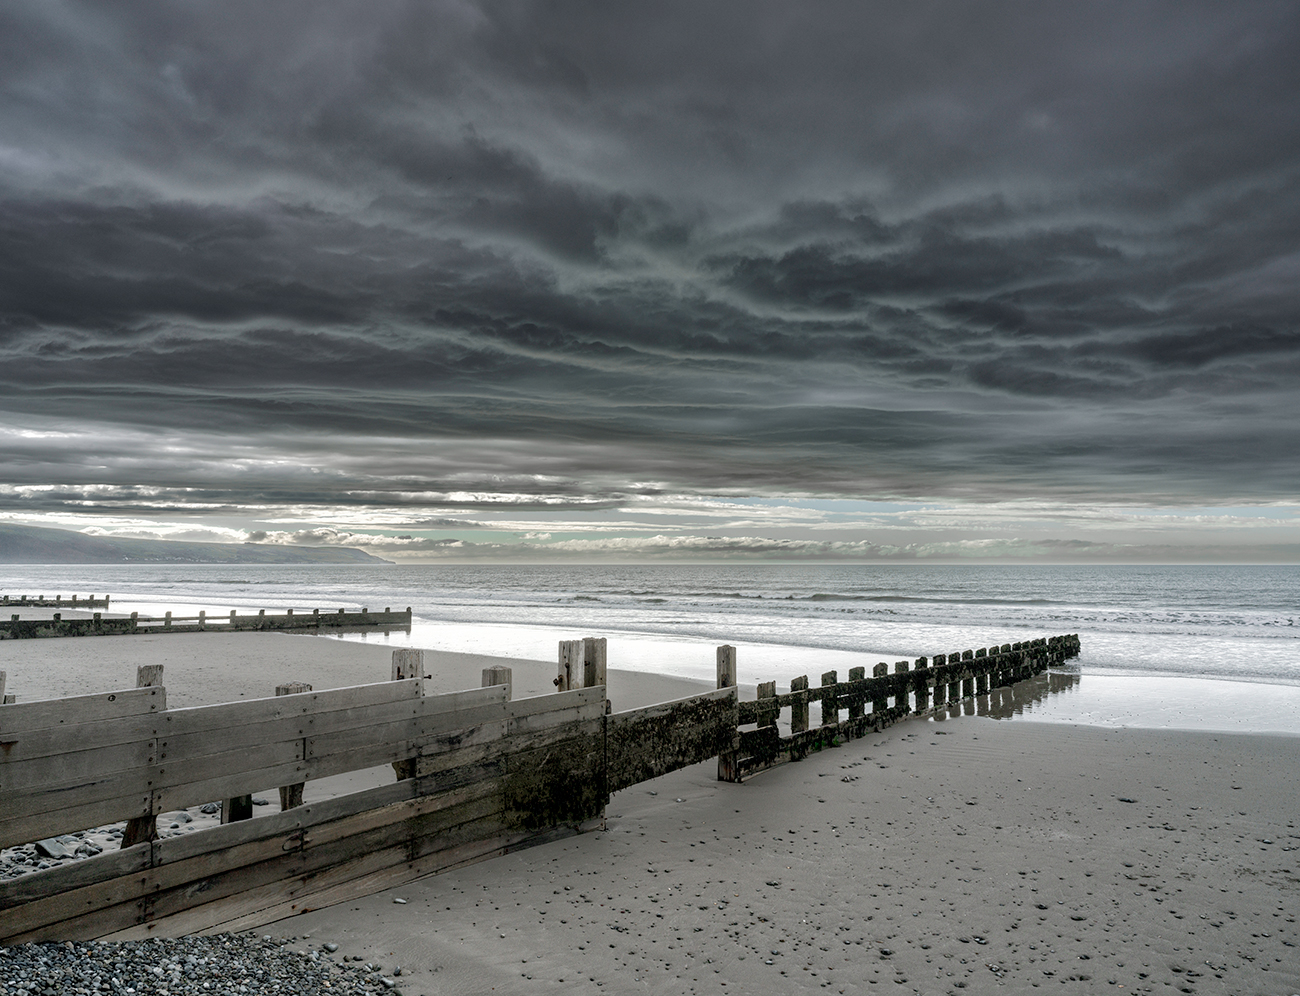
xmin=2 ymin=2 xmax=1299 ymax=562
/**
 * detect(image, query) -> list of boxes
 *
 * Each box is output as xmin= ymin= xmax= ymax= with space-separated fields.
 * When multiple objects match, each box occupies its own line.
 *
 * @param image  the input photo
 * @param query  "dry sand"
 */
xmin=0 ymin=628 xmax=715 ymax=709
xmin=3 ymin=631 xmax=1298 ymax=995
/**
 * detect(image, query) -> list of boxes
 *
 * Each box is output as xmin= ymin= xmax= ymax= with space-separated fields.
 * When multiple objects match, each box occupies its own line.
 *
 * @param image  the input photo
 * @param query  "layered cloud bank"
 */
xmin=2 ymin=2 xmax=1298 ymax=560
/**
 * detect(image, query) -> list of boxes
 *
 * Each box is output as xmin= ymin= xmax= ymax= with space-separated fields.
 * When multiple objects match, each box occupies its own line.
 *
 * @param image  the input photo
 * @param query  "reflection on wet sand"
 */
xmin=930 ymin=669 xmax=1082 ymax=722
xmin=932 ymin=669 xmax=1300 ymax=734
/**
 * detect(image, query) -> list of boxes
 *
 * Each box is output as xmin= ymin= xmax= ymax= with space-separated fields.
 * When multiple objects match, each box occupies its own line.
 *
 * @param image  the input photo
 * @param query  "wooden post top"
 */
xmin=392 ymin=648 xmax=424 ymax=681
xmin=482 ymin=665 xmax=512 ymax=701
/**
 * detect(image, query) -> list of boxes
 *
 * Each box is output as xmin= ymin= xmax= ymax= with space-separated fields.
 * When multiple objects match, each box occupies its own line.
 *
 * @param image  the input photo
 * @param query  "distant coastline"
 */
xmin=0 ymin=523 xmax=389 ymax=565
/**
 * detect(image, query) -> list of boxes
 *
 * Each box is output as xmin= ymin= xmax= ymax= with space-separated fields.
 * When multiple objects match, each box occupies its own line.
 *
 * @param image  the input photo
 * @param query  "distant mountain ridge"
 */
xmin=0 ymin=523 xmax=390 ymax=564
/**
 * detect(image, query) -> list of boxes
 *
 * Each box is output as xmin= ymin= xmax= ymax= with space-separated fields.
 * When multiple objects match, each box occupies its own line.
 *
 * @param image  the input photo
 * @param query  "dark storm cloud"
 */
xmin=2 ymin=0 xmax=1300 ymax=515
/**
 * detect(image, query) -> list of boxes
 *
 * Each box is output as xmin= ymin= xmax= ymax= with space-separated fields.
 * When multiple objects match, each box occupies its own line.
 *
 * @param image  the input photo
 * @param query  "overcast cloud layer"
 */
xmin=1 ymin=1 xmax=1298 ymax=560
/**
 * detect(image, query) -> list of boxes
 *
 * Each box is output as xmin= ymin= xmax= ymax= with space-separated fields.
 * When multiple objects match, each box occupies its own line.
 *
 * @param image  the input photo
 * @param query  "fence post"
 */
xmin=847 ymin=666 xmax=865 ymax=721
xmin=392 ymin=648 xmax=423 ymax=681
xmin=716 ymin=645 xmax=738 ymax=782
xmin=821 ymin=671 xmax=838 ymax=730
xmin=790 ymin=674 xmax=809 ymax=733
xmin=482 ymin=665 xmax=512 ymax=700
xmin=390 ymin=649 xmax=423 ymax=780
xmin=872 ymin=663 xmax=889 ymax=715
xmin=583 ymin=636 xmax=608 ymax=712
xmin=913 ymin=658 xmax=929 ymax=713
xmin=756 ymin=680 xmax=777 ymax=728
xmin=275 ymin=682 xmax=313 ymax=810
xmin=0 ymin=670 xmax=7 ymax=705
xmin=557 ymin=640 xmax=583 ymax=691
xmin=122 ymin=665 xmax=165 ymax=847
xmin=583 ymin=636 xmax=607 ymax=688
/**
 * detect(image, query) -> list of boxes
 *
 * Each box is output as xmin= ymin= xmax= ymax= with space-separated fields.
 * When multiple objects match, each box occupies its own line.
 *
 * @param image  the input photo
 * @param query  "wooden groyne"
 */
xmin=721 ymin=634 xmax=1081 ymax=780
xmin=0 ymin=632 xmax=1079 ymax=943
xmin=0 ymin=606 xmax=412 ymax=641
xmin=2 ymin=595 xmax=110 ymax=608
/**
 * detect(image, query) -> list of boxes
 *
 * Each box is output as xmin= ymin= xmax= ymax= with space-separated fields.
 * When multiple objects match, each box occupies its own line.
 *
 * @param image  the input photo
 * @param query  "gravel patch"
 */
xmin=0 ymin=932 xmax=409 ymax=995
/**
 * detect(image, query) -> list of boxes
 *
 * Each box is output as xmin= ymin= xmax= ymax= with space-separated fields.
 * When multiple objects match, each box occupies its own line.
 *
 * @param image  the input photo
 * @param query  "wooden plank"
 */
xmin=507 ymin=700 xmax=605 ymax=735
xmin=0 ymin=842 xmax=151 ymax=912
xmin=306 ymin=779 xmax=503 ymax=852
xmin=0 ymin=792 xmax=152 ymax=852
xmin=413 ymin=718 xmax=505 ymax=761
xmin=157 ymin=684 xmax=502 ymax=761
xmin=607 ymin=688 xmax=736 ymax=794
xmin=0 ymin=759 xmax=158 ymax=823
xmin=0 ymin=739 xmax=156 ymax=794
xmin=0 ymin=687 xmax=164 ymax=736
xmin=158 ymin=678 xmax=427 ymax=738
xmin=304 ymin=702 xmax=505 ymax=759
xmin=416 ymin=756 xmax=506 ymax=796
xmin=2 ymin=896 xmax=148 ymax=945
xmin=506 ymin=686 xmax=601 ymax=720
xmin=406 ymin=794 xmax=507 ymax=857
xmin=413 ymin=715 xmax=597 ymax=781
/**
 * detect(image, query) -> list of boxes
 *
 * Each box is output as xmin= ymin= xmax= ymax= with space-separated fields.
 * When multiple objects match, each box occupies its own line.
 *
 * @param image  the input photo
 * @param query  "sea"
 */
xmin=3 ymin=563 xmax=1298 ymax=733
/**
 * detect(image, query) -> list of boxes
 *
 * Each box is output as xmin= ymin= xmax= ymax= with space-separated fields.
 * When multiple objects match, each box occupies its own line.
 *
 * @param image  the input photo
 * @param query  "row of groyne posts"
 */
xmin=0 ymin=631 xmax=1079 ymax=943
xmin=0 ymin=600 xmax=413 ymax=640
xmin=718 ymin=634 xmax=1082 ymax=781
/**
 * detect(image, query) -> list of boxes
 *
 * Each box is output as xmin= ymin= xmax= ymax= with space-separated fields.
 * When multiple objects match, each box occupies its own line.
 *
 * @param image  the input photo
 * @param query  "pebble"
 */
xmin=0 ymin=932 xmax=397 ymax=994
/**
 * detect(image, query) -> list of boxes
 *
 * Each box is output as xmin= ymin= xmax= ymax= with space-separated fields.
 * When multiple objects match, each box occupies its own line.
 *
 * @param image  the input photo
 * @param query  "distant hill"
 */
xmin=0 ymin=523 xmax=390 ymax=564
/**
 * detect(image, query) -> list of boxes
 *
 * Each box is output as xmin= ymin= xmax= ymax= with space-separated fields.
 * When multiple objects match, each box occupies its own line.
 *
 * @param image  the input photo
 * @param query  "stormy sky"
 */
xmin=2 ymin=1 xmax=1299 ymax=562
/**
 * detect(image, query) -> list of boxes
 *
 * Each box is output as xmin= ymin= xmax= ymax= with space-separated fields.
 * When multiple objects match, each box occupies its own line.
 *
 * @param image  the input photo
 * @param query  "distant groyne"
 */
xmin=0 ymin=606 xmax=412 ymax=641
xmin=2 ymin=595 xmax=110 ymax=609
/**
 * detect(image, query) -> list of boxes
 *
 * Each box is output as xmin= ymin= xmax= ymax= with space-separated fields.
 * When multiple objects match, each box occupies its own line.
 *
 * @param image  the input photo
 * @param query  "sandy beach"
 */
xmin=2 ymin=631 xmax=1297 ymax=995
xmin=268 ymin=719 xmax=1298 ymax=996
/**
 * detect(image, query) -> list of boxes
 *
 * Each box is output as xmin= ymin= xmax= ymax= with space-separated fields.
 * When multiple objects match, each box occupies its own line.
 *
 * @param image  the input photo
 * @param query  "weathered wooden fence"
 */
xmin=0 ymin=606 xmax=412 ymax=641
xmin=0 ymin=632 xmax=1078 ymax=943
xmin=0 ymin=641 xmax=734 ymax=944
